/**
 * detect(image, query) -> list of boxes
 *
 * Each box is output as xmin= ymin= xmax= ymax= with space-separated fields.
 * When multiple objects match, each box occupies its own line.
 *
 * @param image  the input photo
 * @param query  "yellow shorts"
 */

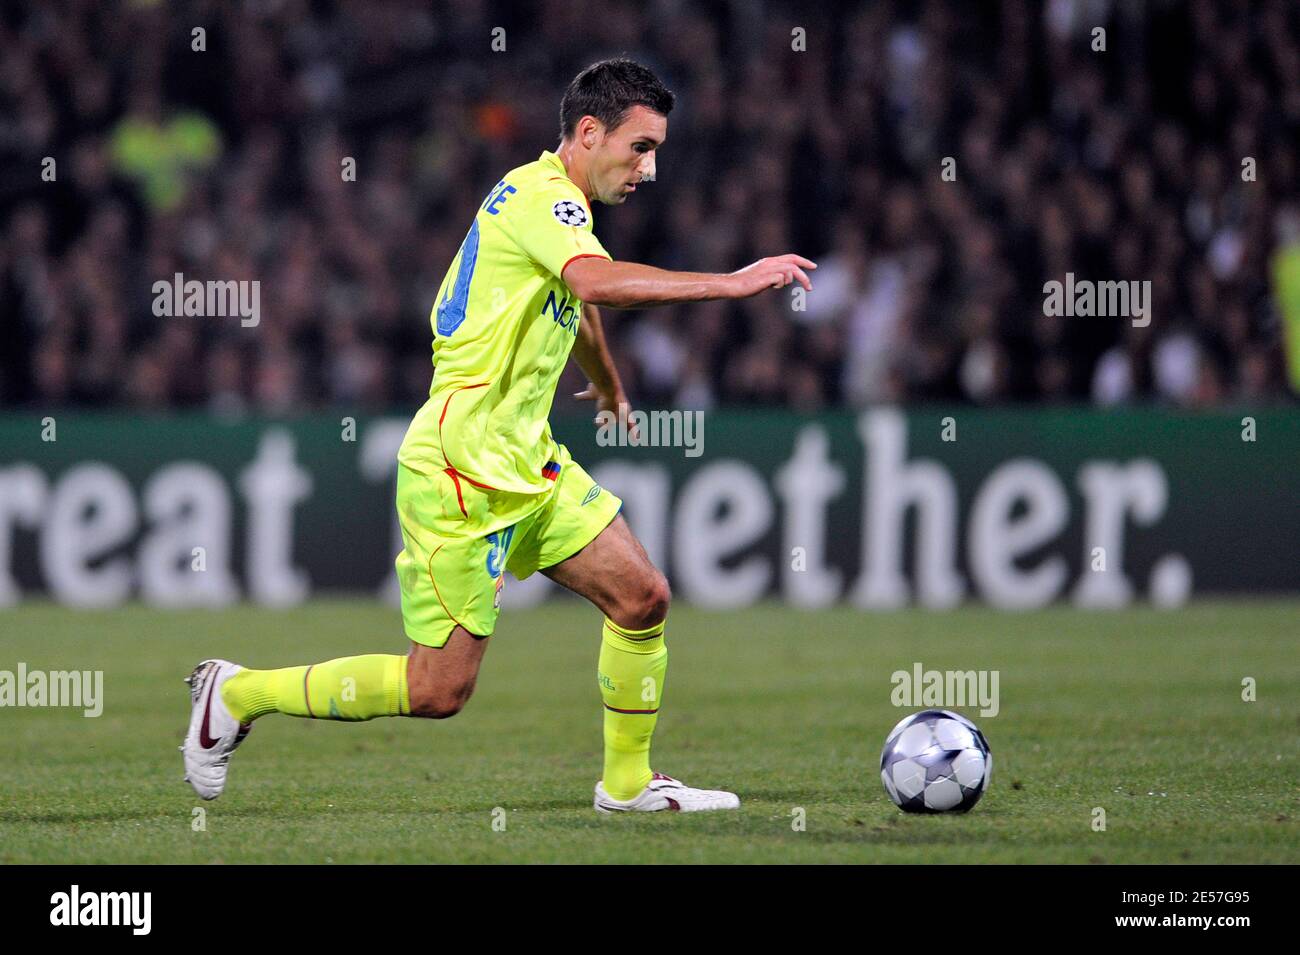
xmin=394 ymin=443 xmax=622 ymax=647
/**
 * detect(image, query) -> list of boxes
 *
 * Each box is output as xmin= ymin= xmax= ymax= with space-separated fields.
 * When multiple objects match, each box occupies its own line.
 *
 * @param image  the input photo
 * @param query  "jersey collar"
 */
xmin=539 ymin=149 xmax=593 ymax=212
xmin=539 ymin=149 xmax=568 ymax=176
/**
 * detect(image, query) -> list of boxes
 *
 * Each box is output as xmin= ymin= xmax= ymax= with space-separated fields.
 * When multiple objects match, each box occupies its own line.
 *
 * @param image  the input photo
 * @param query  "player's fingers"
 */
xmin=792 ymin=266 xmax=812 ymax=291
xmin=620 ymin=403 xmax=640 ymax=440
xmin=785 ymin=254 xmax=817 ymax=270
xmin=574 ymin=383 xmax=597 ymax=400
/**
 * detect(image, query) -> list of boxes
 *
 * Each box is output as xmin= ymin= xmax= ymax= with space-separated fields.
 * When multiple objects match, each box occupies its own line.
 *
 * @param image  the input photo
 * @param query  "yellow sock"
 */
xmin=221 ymin=654 xmax=409 ymax=723
xmin=598 ymin=618 xmax=667 ymax=801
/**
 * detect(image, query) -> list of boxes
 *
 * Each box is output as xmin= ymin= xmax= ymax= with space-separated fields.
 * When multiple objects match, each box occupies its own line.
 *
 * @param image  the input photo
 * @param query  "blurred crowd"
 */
xmin=2 ymin=0 xmax=1298 ymax=414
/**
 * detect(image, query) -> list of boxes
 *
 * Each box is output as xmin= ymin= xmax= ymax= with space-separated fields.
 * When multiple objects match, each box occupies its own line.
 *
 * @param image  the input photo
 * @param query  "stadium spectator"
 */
xmin=1 ymin=0 xmax=1296 ymax=412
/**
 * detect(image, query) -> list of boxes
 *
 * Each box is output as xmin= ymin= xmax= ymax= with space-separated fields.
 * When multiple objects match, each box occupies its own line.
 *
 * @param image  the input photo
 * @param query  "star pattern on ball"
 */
xmin=880 ymin=709 xmax=992 ymax=814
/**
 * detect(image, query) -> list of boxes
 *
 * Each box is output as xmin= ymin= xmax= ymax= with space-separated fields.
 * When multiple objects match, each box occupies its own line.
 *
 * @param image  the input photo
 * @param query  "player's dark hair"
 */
xmin=559 ymin=58 xmax=675 ymax=139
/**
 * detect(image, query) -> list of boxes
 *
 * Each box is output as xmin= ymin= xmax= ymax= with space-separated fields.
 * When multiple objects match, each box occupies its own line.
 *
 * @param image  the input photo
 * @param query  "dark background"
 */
xmin=2 ymin=0 xmax=1297 ymax=415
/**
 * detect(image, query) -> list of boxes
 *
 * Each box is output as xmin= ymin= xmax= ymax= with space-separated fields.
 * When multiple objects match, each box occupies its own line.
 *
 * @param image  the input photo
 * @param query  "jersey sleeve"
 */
xmin=513 ymin=178 xmax=611 ymax=280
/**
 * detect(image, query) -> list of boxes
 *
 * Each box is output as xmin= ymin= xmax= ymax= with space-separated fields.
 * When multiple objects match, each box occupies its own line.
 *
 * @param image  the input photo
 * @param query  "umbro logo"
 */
xmin=581 ymin=485 xmax=602 ymax=506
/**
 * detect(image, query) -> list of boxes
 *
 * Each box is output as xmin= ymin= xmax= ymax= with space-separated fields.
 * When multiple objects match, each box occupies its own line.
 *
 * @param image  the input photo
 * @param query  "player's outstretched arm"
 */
xmin=563 ymin=254 xmax=816 ymax=309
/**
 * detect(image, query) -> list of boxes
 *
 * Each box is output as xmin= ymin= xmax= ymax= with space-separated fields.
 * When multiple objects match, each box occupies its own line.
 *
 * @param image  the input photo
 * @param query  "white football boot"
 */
xmin=594 ymin=772 xmax=740 ymax=813
xmin=180 ymin=659 xmax=252 ymax=800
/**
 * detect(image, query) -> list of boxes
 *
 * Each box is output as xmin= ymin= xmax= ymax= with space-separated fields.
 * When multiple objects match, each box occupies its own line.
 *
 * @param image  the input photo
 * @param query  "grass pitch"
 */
xmin=0 ymin=599 xmax=1296 ymax=863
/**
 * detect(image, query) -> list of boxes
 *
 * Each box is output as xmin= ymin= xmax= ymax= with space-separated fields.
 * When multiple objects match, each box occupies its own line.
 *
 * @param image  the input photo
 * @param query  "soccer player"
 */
xmin=182 ymin=58 xmax=814 ymax=813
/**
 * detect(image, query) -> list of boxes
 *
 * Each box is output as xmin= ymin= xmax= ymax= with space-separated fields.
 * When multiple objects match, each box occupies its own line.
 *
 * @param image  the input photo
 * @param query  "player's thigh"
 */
xmin=541 ymin=514 xmax=670 ymax=629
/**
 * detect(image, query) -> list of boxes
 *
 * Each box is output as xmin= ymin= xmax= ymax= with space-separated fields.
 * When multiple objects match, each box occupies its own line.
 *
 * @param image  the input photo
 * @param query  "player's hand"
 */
xmin=725 ymin=254 xmax=817 ymax=298
xmin=574 ymin=382 xmax=641 ymax=441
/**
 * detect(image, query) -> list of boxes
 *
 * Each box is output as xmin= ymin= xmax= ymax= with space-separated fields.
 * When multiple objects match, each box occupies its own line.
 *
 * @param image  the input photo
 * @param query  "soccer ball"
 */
xmin=879 ymin=709 xmax=992 ymax=813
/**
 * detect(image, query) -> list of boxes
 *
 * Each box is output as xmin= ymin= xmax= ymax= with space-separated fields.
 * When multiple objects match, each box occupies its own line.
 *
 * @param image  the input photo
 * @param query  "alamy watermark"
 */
xmin=1043 ymin=272 xmax=1150 ymax=327
xmin=50 ymin=885 xmax=150 ymax=935
xmin=596 ymin=407 xmax=704 ymax=458
xmin=152 ymin=272 xmax=260 ymax=327
xmin=0 ymin=663 xmax=103 ymax=717
xmin=890 ymin=662 xmax=999 ymax=717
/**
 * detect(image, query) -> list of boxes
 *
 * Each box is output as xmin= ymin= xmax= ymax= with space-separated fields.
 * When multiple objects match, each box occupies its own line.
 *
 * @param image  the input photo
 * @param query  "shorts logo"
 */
xmin=552 ymin=200 xmax=588 ymax=227
xmin=485 ymin=525 xmax=515 ymax=578
xmin=581 ymin=485 xmax=602 ymax=506
xmin=493 ymin=574 xmax=504 ymax=610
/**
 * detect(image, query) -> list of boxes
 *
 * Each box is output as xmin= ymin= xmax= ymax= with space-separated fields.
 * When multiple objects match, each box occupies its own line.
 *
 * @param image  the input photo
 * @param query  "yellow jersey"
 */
xmin=398 ymin=149 xmax=612 ymax=526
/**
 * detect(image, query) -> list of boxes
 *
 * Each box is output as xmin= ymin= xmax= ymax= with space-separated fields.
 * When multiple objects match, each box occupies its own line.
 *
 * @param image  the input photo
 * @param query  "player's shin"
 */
xmin=598 ymin=618 xmax=667 ymax=801
xmin=221 ymin=654 xmax=410 ymax=722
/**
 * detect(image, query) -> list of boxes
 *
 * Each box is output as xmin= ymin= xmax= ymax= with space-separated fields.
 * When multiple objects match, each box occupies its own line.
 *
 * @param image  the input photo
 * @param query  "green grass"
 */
xmin=1 ymin=599 xmax=1297 ymax=863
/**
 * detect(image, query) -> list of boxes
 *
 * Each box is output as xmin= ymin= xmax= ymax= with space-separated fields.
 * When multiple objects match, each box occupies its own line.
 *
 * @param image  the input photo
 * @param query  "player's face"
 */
xmin=590 ymin=105 xmax=666 ymax=204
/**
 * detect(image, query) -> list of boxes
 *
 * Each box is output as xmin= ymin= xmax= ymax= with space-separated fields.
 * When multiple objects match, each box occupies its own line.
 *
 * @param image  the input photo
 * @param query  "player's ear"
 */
xmin=580 ymin=116 xmax=600 ymax=149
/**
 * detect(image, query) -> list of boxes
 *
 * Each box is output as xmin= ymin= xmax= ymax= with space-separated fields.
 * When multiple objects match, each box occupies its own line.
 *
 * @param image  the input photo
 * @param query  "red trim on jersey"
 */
xmin=443 ymin=466 xmax=467 ymax=516
xmin=426 ymin=541 xmax=470 ymax=635
xmin=437 ymin=382 xmax=490 ymax=429
xmin=435 ymin=382 xmax=500 ymax=511
xmin=561 ymin=253 xmax=611 ymax=277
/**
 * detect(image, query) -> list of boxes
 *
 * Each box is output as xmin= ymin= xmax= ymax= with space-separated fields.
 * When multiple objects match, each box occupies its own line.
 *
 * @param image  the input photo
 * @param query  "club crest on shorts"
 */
xmin=552 ymin=199 xmax=588 ymax=227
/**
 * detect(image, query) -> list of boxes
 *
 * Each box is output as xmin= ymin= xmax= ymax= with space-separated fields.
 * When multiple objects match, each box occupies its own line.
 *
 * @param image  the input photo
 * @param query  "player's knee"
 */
xmin=649 ymin=573 xmax=672 ymax=622
xmin=430 ymin=690 xmax=471 ymax=719
xmin=408 ymin=676 xmax=476 ymax=719
xmin=408 ymin=686 xmax=475 ymax=722
xmin=621 ymin=571 xmax=671 ymax=630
